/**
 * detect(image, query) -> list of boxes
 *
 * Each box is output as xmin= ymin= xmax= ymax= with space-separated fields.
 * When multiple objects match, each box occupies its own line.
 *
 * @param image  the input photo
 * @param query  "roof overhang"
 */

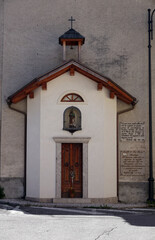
xmin=59 ymin=39 xmax=84 ymax=46
xmin=7 ymin=59 xmax=137 ymax=105
xmin=59 ymin=28 xmax=85 ymax=45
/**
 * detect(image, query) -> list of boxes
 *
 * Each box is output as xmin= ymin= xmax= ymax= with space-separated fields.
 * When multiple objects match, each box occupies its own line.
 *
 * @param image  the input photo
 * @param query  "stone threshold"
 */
xmin=25 ymin=196 xmax=118 ymax=204
xmin=53 ymin=198 xmax=91 ymax=204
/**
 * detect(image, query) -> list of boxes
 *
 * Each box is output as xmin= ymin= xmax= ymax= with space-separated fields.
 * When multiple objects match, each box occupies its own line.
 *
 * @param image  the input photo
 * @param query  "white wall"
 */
xmin=27 ymin=71 xmax=117 ymax=199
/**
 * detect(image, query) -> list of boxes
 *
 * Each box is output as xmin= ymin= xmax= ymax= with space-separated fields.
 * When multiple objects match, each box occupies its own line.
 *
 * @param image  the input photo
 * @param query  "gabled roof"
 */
xmin=59 ymin=28 xmax=85 ymax=45
xmin=7 ymin=59 xmax=137 ymax=105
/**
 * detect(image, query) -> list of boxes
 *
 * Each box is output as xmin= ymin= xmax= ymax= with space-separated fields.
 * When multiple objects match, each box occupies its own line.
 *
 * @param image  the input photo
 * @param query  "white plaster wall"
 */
xmin=27 ymin=71 xmax=117 ymax=199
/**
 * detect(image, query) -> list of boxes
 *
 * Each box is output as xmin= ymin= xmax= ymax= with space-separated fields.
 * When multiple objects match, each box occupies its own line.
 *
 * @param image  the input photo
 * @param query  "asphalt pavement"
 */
xmin=0 ymin=203 xmax=155 ymax=240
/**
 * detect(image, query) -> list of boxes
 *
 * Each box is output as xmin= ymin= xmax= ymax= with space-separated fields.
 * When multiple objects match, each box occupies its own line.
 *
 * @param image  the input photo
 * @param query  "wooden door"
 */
xmin=61 ymin=143 xmax=82 ymax=198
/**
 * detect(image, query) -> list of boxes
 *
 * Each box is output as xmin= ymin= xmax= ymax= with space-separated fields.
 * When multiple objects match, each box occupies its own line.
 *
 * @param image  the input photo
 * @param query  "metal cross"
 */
xmin=68 ymin=16 xmax=75 ymax=29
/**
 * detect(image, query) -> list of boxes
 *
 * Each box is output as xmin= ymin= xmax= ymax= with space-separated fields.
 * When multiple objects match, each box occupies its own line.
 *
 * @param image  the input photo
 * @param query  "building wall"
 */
xmin=0 ymin=0 xmax=155 ymax=201
xmin=26 ymin=72 xmax=117 ymax=200
xmin=27 ymin=88 xmax=41 ymax=198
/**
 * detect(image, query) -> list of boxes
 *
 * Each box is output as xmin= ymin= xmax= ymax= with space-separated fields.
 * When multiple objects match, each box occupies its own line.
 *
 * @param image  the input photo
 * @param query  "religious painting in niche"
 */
xmin=61 ymin=93 xmax=84 ymax=102
xmin=63 ymin=106 xmax=81 ymax=134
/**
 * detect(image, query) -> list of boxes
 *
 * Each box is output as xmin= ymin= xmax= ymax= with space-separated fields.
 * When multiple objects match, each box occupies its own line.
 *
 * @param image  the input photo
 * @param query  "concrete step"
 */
xmin=53 ymin=198 xmax=91 ymax=204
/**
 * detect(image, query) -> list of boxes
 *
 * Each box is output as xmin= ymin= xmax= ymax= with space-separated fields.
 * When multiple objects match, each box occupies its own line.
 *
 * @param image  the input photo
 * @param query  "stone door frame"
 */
xmin=53 ymin=137 xmax=91 ymax=198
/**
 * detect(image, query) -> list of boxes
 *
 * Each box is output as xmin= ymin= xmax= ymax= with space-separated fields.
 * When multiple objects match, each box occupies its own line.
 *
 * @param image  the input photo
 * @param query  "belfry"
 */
xmin=59 ymin=16 xmax=85 ymax=61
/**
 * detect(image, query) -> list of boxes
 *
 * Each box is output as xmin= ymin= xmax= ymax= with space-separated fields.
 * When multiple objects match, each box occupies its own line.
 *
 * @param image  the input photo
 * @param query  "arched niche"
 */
xmin=63 ymin=106 xmax=81 ymax=134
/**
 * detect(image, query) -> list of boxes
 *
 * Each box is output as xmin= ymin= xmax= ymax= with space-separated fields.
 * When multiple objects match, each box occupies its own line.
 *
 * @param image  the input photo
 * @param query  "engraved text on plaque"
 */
xmin=120 ymin=151 xmax=145 ymax=176
xmin=120 ymin=122 xmax=145 ymax=142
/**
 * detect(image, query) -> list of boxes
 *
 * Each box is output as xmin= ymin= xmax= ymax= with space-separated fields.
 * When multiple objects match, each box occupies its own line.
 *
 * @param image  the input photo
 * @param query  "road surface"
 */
xmin=0 ymin=205 xmax=155 ymax=240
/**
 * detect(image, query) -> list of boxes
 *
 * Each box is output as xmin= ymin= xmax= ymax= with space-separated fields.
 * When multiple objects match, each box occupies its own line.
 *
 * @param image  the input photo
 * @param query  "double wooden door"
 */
xmin=61 ymin=143 xmax=82 ymax=198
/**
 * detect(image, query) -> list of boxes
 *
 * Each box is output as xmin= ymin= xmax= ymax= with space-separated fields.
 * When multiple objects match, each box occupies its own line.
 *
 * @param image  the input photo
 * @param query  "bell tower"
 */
xmin=59 ymin=17 xmax=85 ymax=61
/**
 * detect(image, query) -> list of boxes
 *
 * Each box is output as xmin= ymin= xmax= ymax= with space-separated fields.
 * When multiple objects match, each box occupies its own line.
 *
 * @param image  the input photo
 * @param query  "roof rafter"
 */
xmin=7 ymin=60 xmax=137 ymax=105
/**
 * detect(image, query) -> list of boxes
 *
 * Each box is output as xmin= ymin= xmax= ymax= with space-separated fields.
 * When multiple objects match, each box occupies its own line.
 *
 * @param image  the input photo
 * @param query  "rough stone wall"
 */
xmin=0 ymin=0 xmax=155 ymax=201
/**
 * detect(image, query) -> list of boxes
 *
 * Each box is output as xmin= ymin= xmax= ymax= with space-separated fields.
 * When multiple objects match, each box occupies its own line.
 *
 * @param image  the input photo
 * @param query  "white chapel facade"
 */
xmin=7 ymin=26 xmax=136 ymax=203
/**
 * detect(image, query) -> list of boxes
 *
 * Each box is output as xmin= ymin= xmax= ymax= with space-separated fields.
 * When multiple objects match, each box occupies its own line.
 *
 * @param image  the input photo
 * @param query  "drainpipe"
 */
xmin=6 ymin=100 xmax=27 ymax=198
xmin=148 ymin=9 xmax=155 ymax=202
xmin=117 ymin=104 xmax=135 ymax=200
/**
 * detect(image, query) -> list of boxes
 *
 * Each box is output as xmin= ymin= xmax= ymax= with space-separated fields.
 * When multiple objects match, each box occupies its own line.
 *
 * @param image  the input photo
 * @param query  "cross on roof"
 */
xmin=68 ymin=16 xmax=75 ymax=29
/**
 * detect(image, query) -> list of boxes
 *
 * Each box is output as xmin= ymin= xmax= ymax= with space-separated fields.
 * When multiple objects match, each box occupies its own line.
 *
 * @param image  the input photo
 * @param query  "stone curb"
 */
xmin=0 ymin=199 xmax=152 ymax=210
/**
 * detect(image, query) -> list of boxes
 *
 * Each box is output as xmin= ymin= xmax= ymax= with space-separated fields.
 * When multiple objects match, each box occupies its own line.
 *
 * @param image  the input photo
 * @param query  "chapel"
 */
xmin=7 ymin=19 xmax=136 ymax=203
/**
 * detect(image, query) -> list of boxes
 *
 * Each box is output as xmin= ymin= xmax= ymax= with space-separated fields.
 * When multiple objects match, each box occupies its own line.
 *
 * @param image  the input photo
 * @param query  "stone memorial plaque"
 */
xmin=120 ymin=151 xmax=145 ymax=176
xmin=120 ymin=122 xmax=145 ymax=142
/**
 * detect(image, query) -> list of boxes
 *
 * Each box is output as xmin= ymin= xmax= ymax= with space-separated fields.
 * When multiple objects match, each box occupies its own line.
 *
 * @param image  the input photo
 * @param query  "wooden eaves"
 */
xmin=7 ymin=59 xmax=137 ymax=105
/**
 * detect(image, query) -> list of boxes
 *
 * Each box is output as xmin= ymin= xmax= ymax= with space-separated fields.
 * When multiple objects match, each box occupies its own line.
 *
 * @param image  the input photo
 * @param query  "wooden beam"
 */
xmin=39 ymin=65 xmax=70 ymax=83
xmin=29 ymin=92 xmax=34 ymax=99
xmin=60 ymin=39 xmax=84 ymax=45
xmin=61 ymin=39 xmax=83 ymax=42
xmin=78 ymin=41 xmax=81 ymax=61
xmin=97 ymin=83 xmax=103 ymax=91
xmin=9 ymin=63 xmax=135 ymax=105
xmin=75 ymin=66 xmax=109 ymax=88
xmin=11 ymin=66 xmax=71 ymax=103
xmin=117 ymin=95 xmax=131 ymax=104
xmin=70 ymin=67 xmax=75 ymax=76
xmin=42 ymin=82 xmax=47 ymax=90
xmin=108 ymin=81 xmax=133 ymax=102
xmin=24 ymin=84 xmax=39 ymax=94
xmin=63 ymin=41 xmax=66 ymax=61
xmin=110 ymin=91 xmax=115 ymax=99
xmin=12 ymin=94 xmax=27 ymax=103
